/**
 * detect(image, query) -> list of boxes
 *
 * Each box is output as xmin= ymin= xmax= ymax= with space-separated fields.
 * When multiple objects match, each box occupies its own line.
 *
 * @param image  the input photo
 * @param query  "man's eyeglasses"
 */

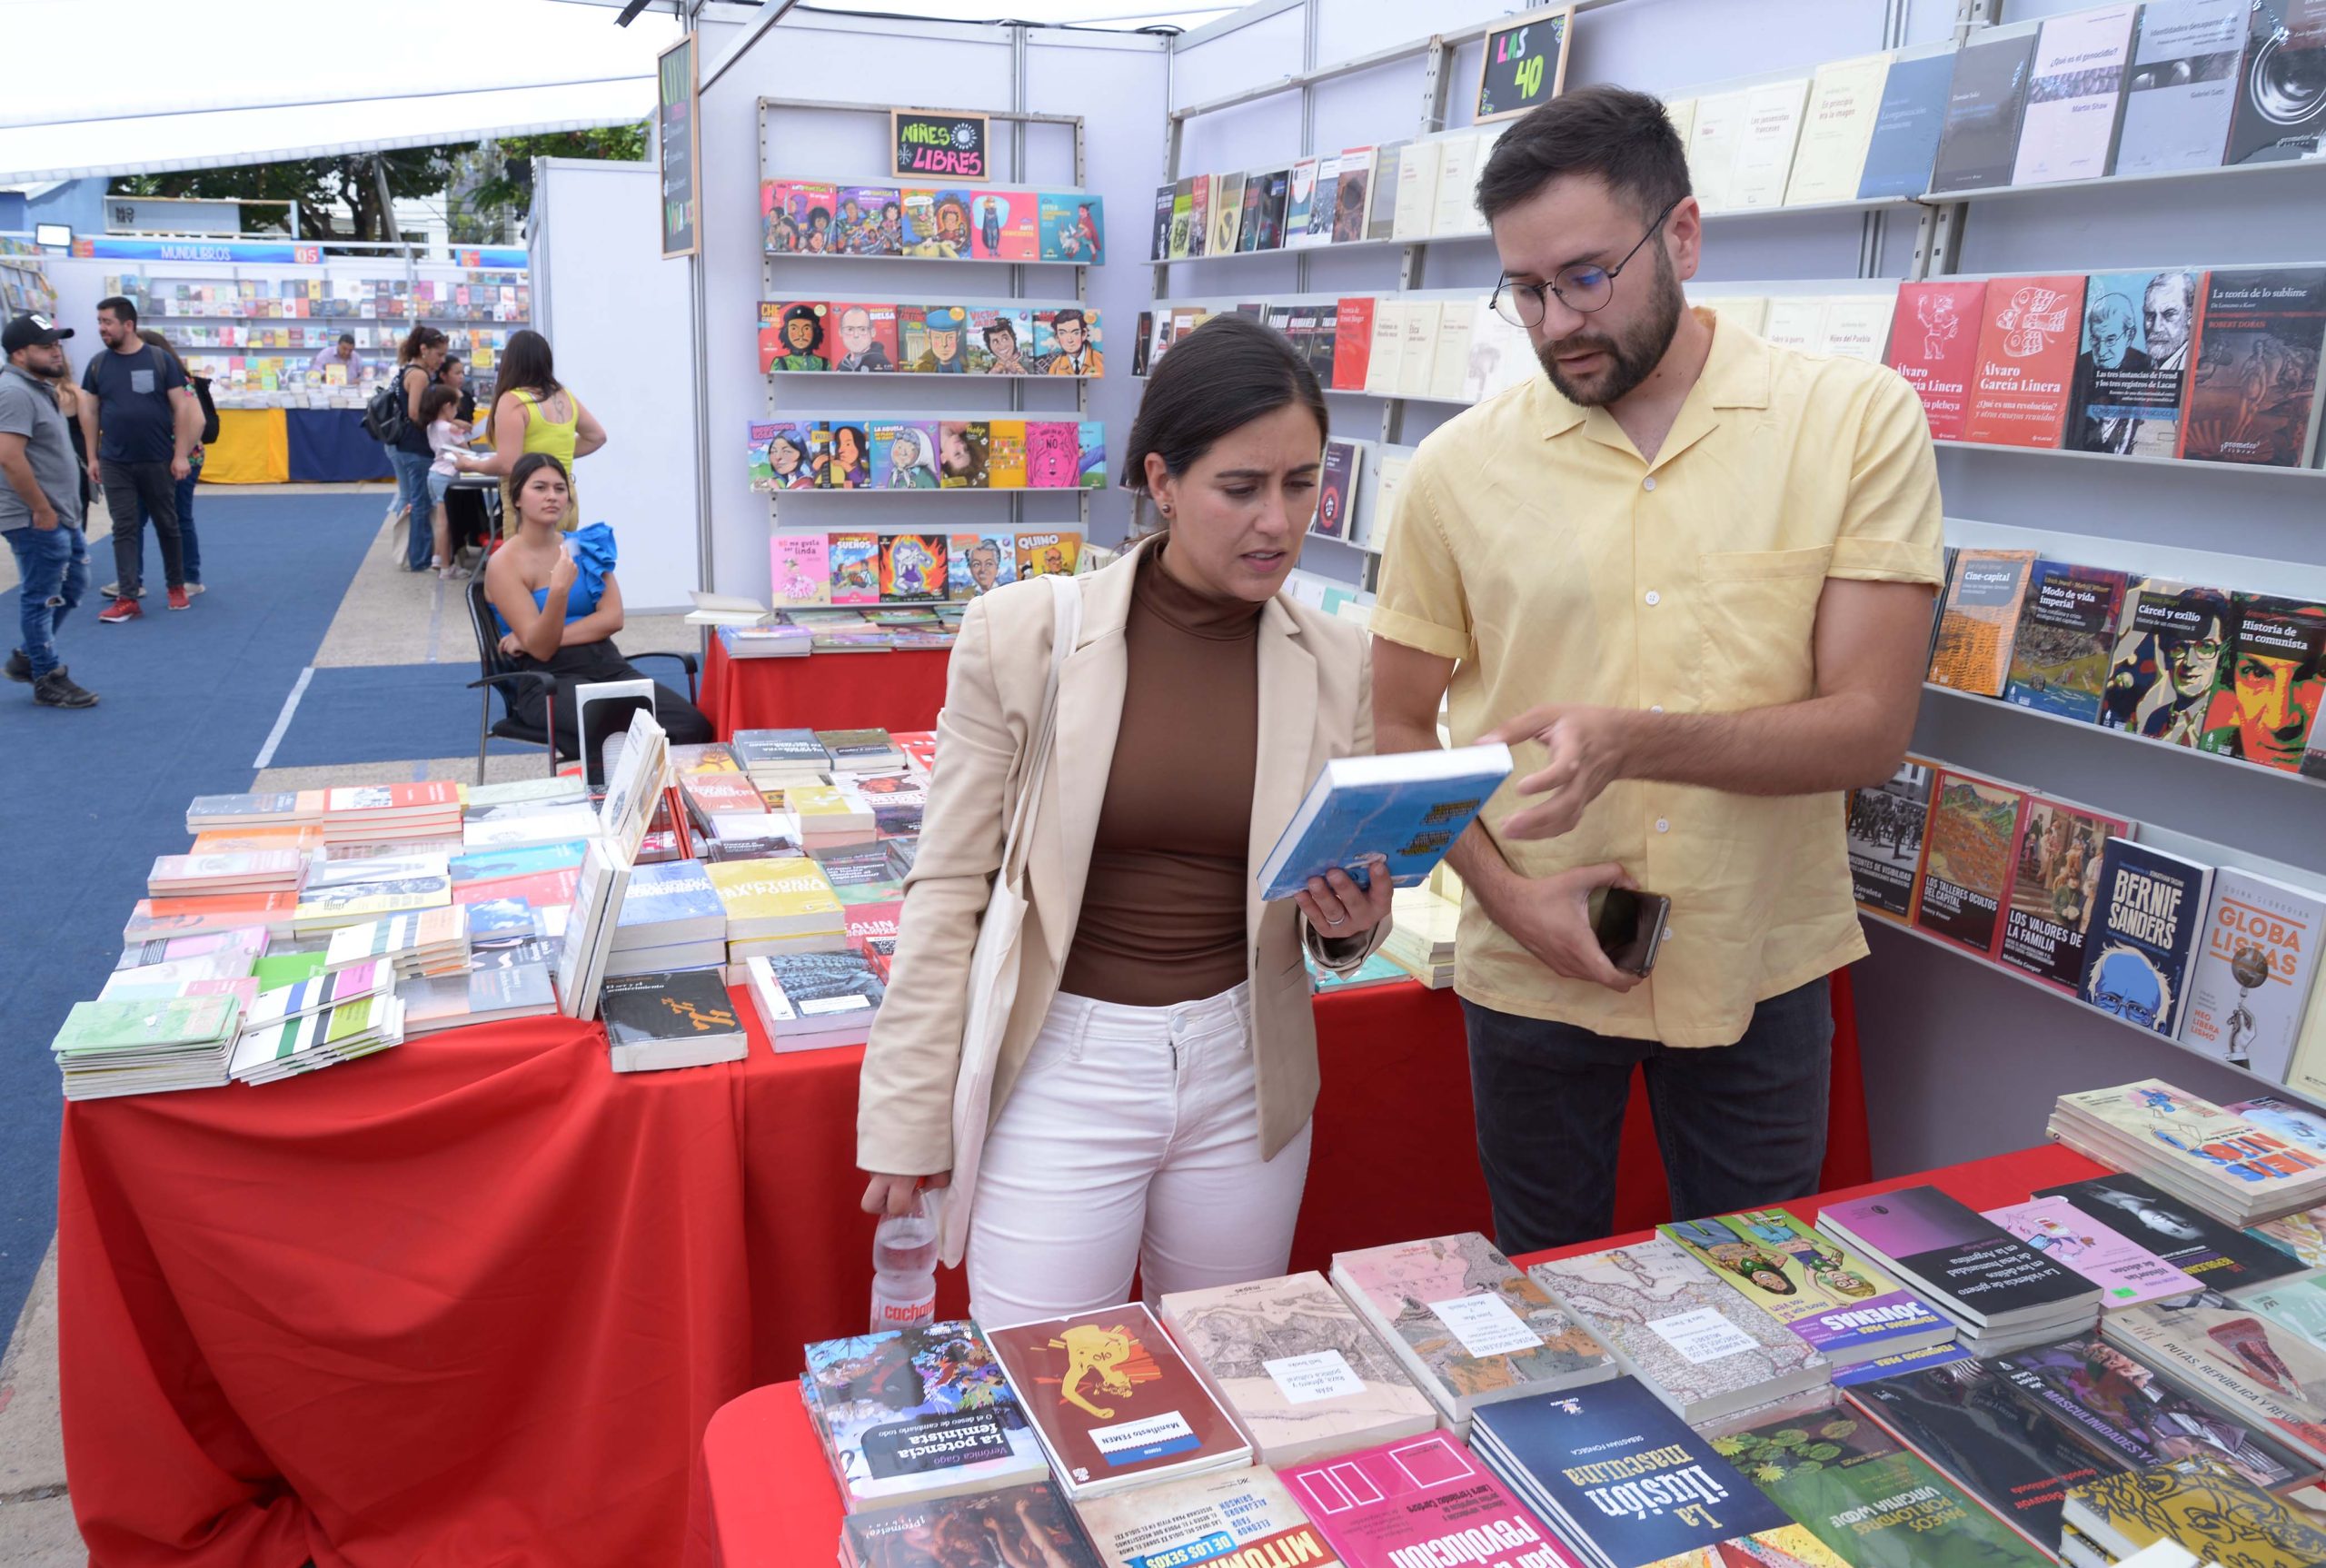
xmin=1491 ymin=197 xmax=1684 ymax=328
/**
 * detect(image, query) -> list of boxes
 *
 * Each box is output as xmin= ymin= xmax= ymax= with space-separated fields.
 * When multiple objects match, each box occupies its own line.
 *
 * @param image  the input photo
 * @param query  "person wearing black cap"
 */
xmin=0 ymin=313 xmax=97 ymax=707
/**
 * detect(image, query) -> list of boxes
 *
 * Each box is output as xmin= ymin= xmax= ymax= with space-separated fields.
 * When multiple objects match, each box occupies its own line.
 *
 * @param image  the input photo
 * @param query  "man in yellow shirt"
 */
xmin=1371 ymin=86 xmax=1943 ymax=1251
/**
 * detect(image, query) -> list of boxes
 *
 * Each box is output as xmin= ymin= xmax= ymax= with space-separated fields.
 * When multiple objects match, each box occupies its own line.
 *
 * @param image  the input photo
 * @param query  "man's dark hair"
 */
xmin=96 ymin=294 xmax=138 ymax=325
xmin=1475 ymin=84 xmax=1692 ymax=225
xmin=338 ymin=332 xmax=357 ymax=348
xmin=1119 ymin=313 xmax=1326 ymax=496
xmin=1051 ymin=307 xmax=1087 ymax=331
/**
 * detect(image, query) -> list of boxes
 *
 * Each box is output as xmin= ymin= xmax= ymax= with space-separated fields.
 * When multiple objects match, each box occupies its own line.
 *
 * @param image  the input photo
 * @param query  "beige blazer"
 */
xmin=857 ymin=535 xmax=1384 ymax=1176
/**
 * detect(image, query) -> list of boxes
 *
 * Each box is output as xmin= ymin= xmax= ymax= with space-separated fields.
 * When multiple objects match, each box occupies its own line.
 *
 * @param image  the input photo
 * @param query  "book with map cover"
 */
xmin=1328 ymin=1233 xmax=1616 ymax=1430
xmin=1158 ymin=1272 xmax=1435 ymax=1467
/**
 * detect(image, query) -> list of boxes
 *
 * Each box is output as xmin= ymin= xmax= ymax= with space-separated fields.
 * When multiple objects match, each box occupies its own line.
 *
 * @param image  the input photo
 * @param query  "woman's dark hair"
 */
xmin=1476 ymin=84 xmax=1691 ymax=226
xmin=1119 ymin=313 xmax=1326 ymax=496
xmin=498 ymin=329 xmax=561 ymax=397
xmin=510 ymin=451 xmax=570 ymax=498
xmin=399 ymin=324 xmax=448 ymax=364
xmin=418 ymin=383 xmax=460 ymax=423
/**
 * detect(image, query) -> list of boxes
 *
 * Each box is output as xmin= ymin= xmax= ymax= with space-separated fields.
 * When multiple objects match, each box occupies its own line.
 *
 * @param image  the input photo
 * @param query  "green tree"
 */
xmin=114 ymin=148 xmax=452 ymax=243
xmin=461 ymin=124 xmax=651 ymax=219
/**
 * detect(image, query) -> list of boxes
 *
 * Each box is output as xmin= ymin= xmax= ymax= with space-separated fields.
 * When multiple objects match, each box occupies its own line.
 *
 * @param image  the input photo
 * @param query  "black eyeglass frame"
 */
xmin=1491 ymin=195 xmax=1685 ymax=326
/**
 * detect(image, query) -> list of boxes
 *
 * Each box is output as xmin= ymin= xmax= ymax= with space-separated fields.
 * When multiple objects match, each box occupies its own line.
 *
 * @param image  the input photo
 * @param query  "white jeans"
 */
xmin=967 ymin=980 xmax=1313 ymax=1328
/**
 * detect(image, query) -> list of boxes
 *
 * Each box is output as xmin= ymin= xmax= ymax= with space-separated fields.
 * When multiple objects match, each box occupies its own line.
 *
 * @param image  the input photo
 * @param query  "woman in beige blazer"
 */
xmin=860 ymin=317 xmax=1393 ymax=1325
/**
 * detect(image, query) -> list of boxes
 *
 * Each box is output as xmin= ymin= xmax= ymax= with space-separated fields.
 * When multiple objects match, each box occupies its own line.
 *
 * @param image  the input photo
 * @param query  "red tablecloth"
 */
xmin=63 ymin=974 xmax=1866 ymax=1567
xmin=688 ymin=1140 xmax=2108 ymax=1568
xmin=699 ymin=640 xmax=951 ymax=739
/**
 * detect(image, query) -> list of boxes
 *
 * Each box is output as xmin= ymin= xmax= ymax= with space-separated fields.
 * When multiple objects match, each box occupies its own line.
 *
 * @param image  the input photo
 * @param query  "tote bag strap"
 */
xmin=995 ymin=575 xmax=1081 ymax=889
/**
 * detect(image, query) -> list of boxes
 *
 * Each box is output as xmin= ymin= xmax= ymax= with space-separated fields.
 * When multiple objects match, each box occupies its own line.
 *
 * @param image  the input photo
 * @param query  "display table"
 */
xmin=686 ymin=1139 xmax=2107 ymax=1568
xmin=62 ymin=976 xmax=1865 ymax=1566
xmin=700 ymin=636 xmax=951 ymax=739
xmin=201 ymin=408 xmax=393 ymax=485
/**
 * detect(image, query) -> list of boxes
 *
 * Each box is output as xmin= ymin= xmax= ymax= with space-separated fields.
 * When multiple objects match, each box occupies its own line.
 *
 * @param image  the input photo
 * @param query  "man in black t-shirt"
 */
xmin=78 ymin=295 xmax=197 ymax=622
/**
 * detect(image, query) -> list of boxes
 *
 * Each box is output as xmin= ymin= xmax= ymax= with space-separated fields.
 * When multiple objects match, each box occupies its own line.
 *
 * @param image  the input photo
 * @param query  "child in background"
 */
xmin=420 ymin=383 xmax=469 ymax=580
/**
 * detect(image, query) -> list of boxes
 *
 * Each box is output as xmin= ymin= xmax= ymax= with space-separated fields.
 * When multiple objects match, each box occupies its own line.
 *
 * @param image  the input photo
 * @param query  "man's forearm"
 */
xmin=1610 ymin=690 xmax=1913 ymax=796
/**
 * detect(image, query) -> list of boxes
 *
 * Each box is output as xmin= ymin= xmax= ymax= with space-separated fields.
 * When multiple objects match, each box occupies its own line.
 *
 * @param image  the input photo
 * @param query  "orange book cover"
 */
xmin=1962 ymin=274 xmax=2085 ymax=448
xmin=1928 ymin=549 xmax=2037 ymax=697
xmin=1910 ymin=769 xmax=2030 ymax=960
xmin=124 ymin=892 xmax=299 ymax=940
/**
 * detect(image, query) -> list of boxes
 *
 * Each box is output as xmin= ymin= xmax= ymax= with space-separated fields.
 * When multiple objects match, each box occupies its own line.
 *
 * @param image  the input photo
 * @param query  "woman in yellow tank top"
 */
xmin=453 ymin=329 xmax=607 ymax=534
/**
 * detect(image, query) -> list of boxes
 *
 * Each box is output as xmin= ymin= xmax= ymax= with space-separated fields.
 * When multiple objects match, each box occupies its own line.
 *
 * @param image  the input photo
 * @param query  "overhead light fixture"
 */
xmin=614 ymin=0 xmax=652 ymax=24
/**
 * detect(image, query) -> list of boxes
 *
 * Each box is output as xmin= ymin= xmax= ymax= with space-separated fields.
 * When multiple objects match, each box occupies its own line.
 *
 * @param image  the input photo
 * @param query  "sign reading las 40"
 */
xmin=891 ymin=110 xmax=989 ymax=179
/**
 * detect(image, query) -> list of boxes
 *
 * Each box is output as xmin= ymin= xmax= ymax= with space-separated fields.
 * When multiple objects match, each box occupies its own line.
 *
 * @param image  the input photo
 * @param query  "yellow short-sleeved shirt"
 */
xmin=1372 ymin=310 xmax=1944 ymax=1047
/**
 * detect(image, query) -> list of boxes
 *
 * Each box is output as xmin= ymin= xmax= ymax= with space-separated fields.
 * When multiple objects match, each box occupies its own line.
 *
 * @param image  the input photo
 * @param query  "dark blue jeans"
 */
xmin=388 ymin=448 xmax=434 ymax=569
xmin=6 ymin=522 xmax=90 ymax=680
xmin=132 ymin=457 xmax=202 ymax=585
xmin=1462 ymin=975 xmax=1834 ymax=1253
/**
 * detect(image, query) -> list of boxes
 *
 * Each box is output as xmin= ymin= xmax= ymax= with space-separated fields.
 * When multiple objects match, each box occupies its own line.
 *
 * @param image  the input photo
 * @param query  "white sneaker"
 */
xmin=183 ymin=582 xmax=206 ymax=597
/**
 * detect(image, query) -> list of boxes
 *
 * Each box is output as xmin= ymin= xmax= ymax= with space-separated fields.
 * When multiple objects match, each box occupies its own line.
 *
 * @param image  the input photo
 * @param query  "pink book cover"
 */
xmin=1279 ymin=1433 xmax=1582 ymax=1568
xmin=1023 ymin=422 xmax=1080 ymax=489
xmin=1981 ymin=1196 xmax=2205 ymax=1309
xmin=1886 ymin=281 xmax=1985 ymax=442
xmin=770 ymin=535 xmax=830 ymax=608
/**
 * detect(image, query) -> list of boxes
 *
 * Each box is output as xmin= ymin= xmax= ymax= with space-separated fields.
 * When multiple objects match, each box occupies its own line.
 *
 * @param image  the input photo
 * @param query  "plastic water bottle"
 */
xmin=870 ymin=1194 xmax=938 ymax=1333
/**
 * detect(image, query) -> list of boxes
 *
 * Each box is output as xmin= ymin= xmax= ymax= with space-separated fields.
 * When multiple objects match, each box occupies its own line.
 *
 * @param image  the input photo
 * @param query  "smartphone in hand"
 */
xmin=1589 ymin=886 xmax=1671 ymax=977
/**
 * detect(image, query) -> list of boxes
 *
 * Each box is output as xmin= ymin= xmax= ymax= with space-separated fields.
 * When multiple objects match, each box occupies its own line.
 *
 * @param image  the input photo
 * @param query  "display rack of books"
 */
xmin=98 ymin=263 xmax=530 ymax=409
xmin=759 ymin=99 xmax=1100 ymax=595
xmin=0 ymin=239 xmax=56 ymax=318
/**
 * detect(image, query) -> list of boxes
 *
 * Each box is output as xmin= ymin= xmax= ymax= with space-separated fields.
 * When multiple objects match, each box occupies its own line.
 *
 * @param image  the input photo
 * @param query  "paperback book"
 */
xmin=1980 ymin=1197 xmax=2204 ymax=1309
xmin=1657 ymin=1209 xmax=1956 ymax=1365
xmin=1817 ymin=1186 xmax=2102 ymax=1344
xmin=2179 ymin=871 xmax=2326 ymax=1079
xmin=1910 ymin=769 xmax=2027 ymax=959
xmin=840 ymin=1481 xmax=1097 ymax=1568
xmin=2002 ymin=561 xmax=2128 ymax=719
xmin=1929 ymin=27 xmax=2042 ymax=192
xmin=1256 ymin=744 xmax=1512 ymax=900
xmin=1962 ymin=275 xmax=2085 ymax=448
xmin=1887 ymin=281 xmax=1987 ymax=440
xmin=599 ymin=969 xmax=747 ymax=1073
xmin=1527 ymin=1236 xmax=1832 ymax=1424
xmin=800 ymin=1322 xmax=1049 ymax=1511
xmin=2010 ymin=5 xmax=2137 ymax=185
xmin=2102 ymin=1293 xmax=2326 ymax=1466
xmin=2067 ymin=270 xmax=2201 ymax=456
xmin=1156 ymin=1271 xmax=1435 ymax=1468
xmin=2063 ymin=1455 xmax=2326 ymax=1568
xmin=2179 ymin=266 xmax=2326 ymax=466
xmin=1857 ymin=47 xmax=1956 ymax=199
xmin=1929 ymin=550 xmax=2037 ymax=695
xmin=2201 ymin=594 xmax=2326 ymax=770
xmin=1278 ymin=1432 xmax=1571 ymax=1568
xmin=1074 ymin=1467 xmax=1343 ymax=1568
xmin=984 ymin=1302 xmax=1248 ymax=1500
xmin=2099 ymin=578 xmax=2236 ymax=746
xmin=1992 ymin=1335 xmax=2308 ymax=1488
xmin=2075 ymin=841 xmax=2215 ymax=1037
xmin=2049 ymin=1080 xmax=2326 ymax=1226
xmin=2035 ymin=1172 xmax=2309 ymax=1290
xmin=1994 ymin=795 xmax=2129 ymax=994
xmin=2113 ymin=0 xmax=2246 ymax=176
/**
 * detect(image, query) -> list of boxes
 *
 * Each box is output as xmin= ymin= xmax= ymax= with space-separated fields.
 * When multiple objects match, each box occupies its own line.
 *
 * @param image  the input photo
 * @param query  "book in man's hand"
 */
xmin=1257 ymin=743 xmax=1511 ymax=900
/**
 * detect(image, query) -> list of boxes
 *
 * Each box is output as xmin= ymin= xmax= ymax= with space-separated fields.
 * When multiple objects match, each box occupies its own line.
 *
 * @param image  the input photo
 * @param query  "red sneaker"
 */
xmin=166 ymin=586 xmax=192 ymax=611
xmin=98 ymin=597 xmax=144 ymax=625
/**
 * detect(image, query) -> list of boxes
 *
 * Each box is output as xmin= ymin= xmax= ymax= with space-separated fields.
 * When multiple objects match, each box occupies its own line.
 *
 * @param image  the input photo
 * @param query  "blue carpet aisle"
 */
xmin=0 ymin=491 xmax=383 ymax=1334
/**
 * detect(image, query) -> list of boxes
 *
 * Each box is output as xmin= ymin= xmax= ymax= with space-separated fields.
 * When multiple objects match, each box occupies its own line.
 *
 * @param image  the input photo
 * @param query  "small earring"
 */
xmin=1158 ymin=501 xmax=1172 ymax=515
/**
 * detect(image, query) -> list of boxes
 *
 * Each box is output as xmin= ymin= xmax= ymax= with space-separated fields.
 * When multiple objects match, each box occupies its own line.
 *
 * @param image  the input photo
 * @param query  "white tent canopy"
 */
xmin=0 ymin=0 xmax=680 ymax=184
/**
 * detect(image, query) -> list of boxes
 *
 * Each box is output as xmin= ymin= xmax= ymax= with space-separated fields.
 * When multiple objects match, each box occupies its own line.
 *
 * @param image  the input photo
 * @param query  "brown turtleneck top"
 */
xmin=1056 ymin=543 xmax=1264 ymax=1007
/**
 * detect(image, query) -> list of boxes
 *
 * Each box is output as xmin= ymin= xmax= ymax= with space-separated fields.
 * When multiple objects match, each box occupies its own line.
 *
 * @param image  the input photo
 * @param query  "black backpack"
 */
xmin=363 ymin=366 xmax=411 ymax=444
xmin=190 ymin=375 xmax=219 ymax=445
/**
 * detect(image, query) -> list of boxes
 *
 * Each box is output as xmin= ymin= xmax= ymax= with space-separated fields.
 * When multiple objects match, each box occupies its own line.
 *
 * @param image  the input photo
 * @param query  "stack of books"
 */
xmin=396 ymin=961 xmax=557 ymax=1035
xmin=2101 ymin=1295 xmax=2326 ymax=1472
xmin=790 ymin=784 xmax=878 ymax=850
xmin=1278 ymin=1432 xmax=1547 ymax=1568
xmin=1329 ymin=1232 xmax=1615 ymax=1436
xmin=1659 ymin=1207 xmax=1958 ymax=1371
xmin=2049 ymin=1081 xmax=2326 ymax=1226
xmin=1817 ymin=1186 xmax=2102 ymax=1354
xmin=731 ymin=728 xmax=830 ymax=795
xmin=97 ymin=955 xmax=257 ymax=1013
xmin=707 ymin=858 xmax=846 ymax=964
xmin=51 ymin=994 xmax=244 ymax=1099
xmin=744 ymin=951 xmax=882 ymax=1050
xmin=2064 ymin=1456 xmax=2326 ymax=1568
xmin=1979 ymin=1195 xmax=2206 ymax=1309
xmin=291 ymin=853 xmax=454 ymax=937
xmin=116 ymin=925 xmax=269 ymax=974
xmin=893 ymin=731 xmax=937 ymax=778
xmin=1382 ymin=886 xmax=1458 ymax=987
xmin=713 ymin=622 xmax=811 ymax=660
xmin=599 ymin=969 xmax=748 ymax=1072
xmin=605 ymin=858 xmax=728 ymax=977
xmin=1157 ymin=1271 xmax=1436 ymax=1467
xmin=1528 ymin=1236 xmax=1834 ymax=1424
xmin=321 ymin=782 xmax=463 ymax=846
xmin=1468 ymin=1377 xmax=1811 ymax=1568
xmin=323 ymin=907 xmax=470 ymax=979
xmin=185 ymin=789 xmax=324 ymax=834
xmin=2033 ymin=1171 xmax=2309 ymax=1294
xmin=986 ymin=1303 xmax=1250 ymax=1502
xmin=1075 ymin=1469 xmax=1333 ymax=1568
xmin=817 ymin=728 xmax=905 ymax=777
xmin=145 ymin=849 xmax=305 ymax=898
xmin=800 ymin=1322 xmax=1050 ymax=1512
xmin=677 ymin=770 xmax=770 ymax=840
xmin=229 ymin=991 xmax=407 ymax=1084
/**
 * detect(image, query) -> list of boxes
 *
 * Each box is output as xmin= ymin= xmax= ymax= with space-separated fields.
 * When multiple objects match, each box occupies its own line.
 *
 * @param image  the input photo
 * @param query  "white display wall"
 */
xmin=691 ymin=10 xmax=1167 ymax=606
xmin=1160 ymin=0 xmax=2326 ymax=1175
xmin=530 ymin=157 xmax=700 ymax=611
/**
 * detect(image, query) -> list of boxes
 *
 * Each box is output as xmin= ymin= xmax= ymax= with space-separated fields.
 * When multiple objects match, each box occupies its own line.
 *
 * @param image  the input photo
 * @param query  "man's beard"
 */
xmin=1534 ymin=248 xmax=1685 ymax=408
xmin=24 ymin=360 xmax=63 ymax=380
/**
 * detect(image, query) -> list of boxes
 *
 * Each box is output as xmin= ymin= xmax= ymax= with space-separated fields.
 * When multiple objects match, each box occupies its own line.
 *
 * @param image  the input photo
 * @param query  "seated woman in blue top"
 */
xmin=483 ymin=452 xmax=712 ymax=757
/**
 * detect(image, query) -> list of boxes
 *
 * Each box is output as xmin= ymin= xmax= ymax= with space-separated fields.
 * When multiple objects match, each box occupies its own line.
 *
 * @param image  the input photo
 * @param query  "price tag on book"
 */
xmin=1263 ymin=1349 xmax=1365 ymax=1405
xmin=1426 ymin=1293 xmax=1545 ymax=1359
xmin=1645 ymin=1308 xmax=1760 ymax=1366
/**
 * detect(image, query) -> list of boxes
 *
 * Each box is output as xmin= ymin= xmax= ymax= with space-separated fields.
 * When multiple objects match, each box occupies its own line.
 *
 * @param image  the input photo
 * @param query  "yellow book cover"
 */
xmin=2066 ymin=1455 xmax=2326 ymax=1566
xmin=706 ymin=859 xmax=842 ymax=921
xmin=783 ymin=785 xmax=860 ymax=821
xmin=985 ymin=421 xmax=1028 ymax=490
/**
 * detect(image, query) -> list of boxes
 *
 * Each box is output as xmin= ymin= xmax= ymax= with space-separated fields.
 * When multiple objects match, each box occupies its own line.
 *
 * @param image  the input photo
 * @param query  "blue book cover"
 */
xmin=1256 ymin=745 xmax=1511 ymax=900
xmin=616 ymin=858 xmax=727 ymax=934
xmin=1856 ymin=50 xmax=1955 ymax=198
xmin=2076 ymin=839 xmax=2213 ymax=1036
xmin=448 ymin=840 xmax=591 ymax=886
xmin=1470 ymin=1379 xmax=1790 ymax=1563
xmin=1830 ymin=1338 xmax=1974 ymax=1386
